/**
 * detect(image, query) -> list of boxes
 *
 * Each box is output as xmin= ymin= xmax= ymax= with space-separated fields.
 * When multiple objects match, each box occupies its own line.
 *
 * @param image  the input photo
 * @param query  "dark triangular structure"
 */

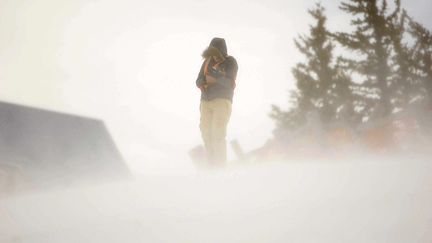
xmin=0 ymin=101 xmax=130 ymax=189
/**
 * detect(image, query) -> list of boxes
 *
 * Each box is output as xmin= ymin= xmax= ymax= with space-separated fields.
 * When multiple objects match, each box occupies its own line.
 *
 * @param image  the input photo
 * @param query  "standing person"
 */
xmin=196 ymin=37 xmax=238 ymax=165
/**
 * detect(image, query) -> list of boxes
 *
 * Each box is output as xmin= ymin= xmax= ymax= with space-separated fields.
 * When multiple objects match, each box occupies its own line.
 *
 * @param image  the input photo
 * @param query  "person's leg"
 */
xmin=210 ymin=99 xmax=232 ymax=165
xmin=199 ymin=100 xmax=214 ymax=162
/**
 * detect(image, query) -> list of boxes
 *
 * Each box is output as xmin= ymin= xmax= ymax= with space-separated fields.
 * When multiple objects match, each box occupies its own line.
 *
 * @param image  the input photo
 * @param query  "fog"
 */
xmin=1 ymin=0 xmax=431 ymax=174
xmin=2 ymin=0 xmax=432 ymax=242
xmin=1 ymin=153 xmax=431 ymax=243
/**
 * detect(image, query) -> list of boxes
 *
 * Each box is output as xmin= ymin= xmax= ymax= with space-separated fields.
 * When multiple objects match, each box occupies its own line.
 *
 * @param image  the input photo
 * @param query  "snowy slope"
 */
xmin=1 ymin=155 xmax=431 ymax=243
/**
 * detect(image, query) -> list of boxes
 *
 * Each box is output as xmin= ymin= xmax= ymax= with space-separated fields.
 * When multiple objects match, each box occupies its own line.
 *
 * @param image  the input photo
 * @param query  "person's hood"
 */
xmin=201 ymin=37 xmax=228 ymax=59
xmin=209 ymin=37 xmax=227 ymax=56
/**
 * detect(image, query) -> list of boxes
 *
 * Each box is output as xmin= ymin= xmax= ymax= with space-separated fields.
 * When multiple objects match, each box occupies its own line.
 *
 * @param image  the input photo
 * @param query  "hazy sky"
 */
xmin=1 ymin=0 xmax=431 ymax=174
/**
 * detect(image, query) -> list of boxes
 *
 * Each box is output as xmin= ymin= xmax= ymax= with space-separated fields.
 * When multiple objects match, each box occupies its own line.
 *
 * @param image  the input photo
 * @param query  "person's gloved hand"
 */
xmin=199 ymin=84 xmax=209 ymax=91
xmin=205 ymin=75 xmax=217 ymax=85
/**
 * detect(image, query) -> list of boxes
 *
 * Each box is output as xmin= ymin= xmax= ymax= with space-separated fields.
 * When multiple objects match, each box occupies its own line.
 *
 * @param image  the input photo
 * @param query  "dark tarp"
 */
xmin=0 ymin=101 xmax=130 ymax=188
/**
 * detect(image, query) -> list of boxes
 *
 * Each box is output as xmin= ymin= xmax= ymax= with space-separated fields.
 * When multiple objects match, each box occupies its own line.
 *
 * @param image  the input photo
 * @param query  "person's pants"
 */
xmin=199 ymin=98 xmax=232 ymax=165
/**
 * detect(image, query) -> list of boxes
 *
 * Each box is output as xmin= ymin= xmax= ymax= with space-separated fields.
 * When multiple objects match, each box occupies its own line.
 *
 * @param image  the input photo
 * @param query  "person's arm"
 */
xmin=206 ymin=58 xmax=238 ymax=88
xmin=196 ymin=61 xmax=207 ymax=90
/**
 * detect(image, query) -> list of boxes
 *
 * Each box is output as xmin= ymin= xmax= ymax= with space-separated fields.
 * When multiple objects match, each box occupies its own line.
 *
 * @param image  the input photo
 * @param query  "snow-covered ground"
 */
xmin=1 ymin=154 xmax=431 ymax=243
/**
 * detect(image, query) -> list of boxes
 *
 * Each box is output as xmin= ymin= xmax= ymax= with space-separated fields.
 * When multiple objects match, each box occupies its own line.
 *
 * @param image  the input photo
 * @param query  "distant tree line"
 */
xmin=270 ymin=0 xmax=432 ymax=137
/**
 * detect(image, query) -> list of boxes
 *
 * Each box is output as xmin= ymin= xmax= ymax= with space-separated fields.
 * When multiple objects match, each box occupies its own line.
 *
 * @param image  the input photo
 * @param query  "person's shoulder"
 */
xmin=226 ymin=56 xmax=237 ymax=62
xmin=225 ymin=56 xmax=238 ymax=66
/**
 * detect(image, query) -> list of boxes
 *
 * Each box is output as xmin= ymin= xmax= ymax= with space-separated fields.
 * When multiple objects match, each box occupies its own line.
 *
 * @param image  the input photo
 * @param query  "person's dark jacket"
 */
xmin=196 ymin=38 xmax=238 ymax=102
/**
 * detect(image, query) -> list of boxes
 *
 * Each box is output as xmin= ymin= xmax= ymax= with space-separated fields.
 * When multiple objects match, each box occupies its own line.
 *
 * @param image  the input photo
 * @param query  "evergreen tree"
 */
xmin=270 ymin=91 xmax=305 ymax=134
xmin=387 ymin=9 xmax=415 ymax=110
xmin=271 ymin=3 xmax=354 ymax=134
xmin=407 ymin=16 xmax=432 ymax=108
xmin=332 ymin=60 xmax=360 ymax=125
xmin=333 ymin=0 xmax=402 ymax=121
